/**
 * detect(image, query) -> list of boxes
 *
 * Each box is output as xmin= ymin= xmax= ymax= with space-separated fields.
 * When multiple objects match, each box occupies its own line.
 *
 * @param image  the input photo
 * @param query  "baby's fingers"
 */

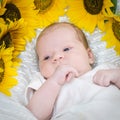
xmin=65 ymin=67 xmax=78 ymax=82
xmin=66 ymin=72 xmax=74 ymax=82
xmin=93 ymin=73 xmax=110 ymax=87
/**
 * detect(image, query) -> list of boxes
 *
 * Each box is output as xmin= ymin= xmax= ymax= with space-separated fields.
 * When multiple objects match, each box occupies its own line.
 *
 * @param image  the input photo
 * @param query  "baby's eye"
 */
xmin=63 ymin=47 xmax=71 ymax=52
xmin=44 ymin=56 xmax=50 ymax=60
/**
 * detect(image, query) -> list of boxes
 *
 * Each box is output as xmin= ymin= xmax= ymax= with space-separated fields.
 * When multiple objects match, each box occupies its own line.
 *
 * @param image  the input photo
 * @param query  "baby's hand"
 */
xmin=93 ymin=69 xmax=120 ymax=88
xmin=51 ymin=65 xmax=78 ymax=86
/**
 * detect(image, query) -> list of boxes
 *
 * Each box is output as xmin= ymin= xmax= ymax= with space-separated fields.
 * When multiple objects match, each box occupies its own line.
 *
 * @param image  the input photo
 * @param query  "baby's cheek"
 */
xmin=40 ymin=65 xmax=55 ymax=79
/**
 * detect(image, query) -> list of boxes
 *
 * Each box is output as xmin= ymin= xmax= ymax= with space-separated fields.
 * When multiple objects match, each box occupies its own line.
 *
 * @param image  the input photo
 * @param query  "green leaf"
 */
xmin=0 ymin=0 xmax=3 ymax=3
xmin=110 ymin=0 xmax=117 ymax=13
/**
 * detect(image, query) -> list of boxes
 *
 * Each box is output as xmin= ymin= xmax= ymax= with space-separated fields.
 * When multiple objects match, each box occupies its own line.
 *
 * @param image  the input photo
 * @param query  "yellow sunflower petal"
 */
xmin=102 ymin=18 xmax=120 ymax=55
xmin=35 ymin=0 xmax=66 ymax=28
xmin=97 ymin=14 xmax=107 ymax=31
xmin=66 ymin=0 xmax=114 ymax=33
xmin=0 ymin=8 xmax=6 ymax=15
xmin=0 ymin=18 xmax=27 ymax=60
xmin=0 ymin=0 xmax=7 ymax=15
xmin=0 ymin=22 xmax=8 ymax=39
xmin=0 ymin=45 xmax=18 ymax=96
xmin=102 ymin=0 xmax=114 ymax=17
xmin=0 ymin=68 xmax=3 ymax=72
xmin=114 ymin=15 xmax=120 ymax=22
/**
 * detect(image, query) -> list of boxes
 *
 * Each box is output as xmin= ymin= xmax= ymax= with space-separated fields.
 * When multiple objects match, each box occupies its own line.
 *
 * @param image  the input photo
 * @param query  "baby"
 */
xmin=26 ymin=22 xmax=120 ymax=120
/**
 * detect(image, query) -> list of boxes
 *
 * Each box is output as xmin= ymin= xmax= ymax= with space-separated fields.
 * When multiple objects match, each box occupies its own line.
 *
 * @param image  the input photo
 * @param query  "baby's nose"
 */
xmin=52 ymin=53 xmax=64 ymax=62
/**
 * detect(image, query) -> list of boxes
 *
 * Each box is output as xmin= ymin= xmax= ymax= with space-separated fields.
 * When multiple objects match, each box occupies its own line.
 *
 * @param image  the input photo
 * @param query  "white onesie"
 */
xmin=25 ymin=63 xmax=120 ymax=120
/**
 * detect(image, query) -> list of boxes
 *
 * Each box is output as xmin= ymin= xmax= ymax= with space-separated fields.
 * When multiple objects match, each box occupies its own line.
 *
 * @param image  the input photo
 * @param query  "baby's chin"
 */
xmin=43 ymin=75 xmax=52 ymax=80
xmin=42 ymin=73 xmax=52 ymax=80
xmin=77 ymin=69 xmax=91 ymax=77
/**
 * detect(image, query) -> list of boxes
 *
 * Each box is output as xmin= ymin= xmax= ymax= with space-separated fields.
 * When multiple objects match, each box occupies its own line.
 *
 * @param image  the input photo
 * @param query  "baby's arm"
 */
xmin=93 ymin=69 xmax=120 ymax=88
xmin=27 ymin=65 xmax=78 ymax=120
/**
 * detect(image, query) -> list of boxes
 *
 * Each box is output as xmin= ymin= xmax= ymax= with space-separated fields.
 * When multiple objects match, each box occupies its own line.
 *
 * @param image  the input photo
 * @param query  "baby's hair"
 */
xmin=37 ymin=22 xmax=89 ymax=49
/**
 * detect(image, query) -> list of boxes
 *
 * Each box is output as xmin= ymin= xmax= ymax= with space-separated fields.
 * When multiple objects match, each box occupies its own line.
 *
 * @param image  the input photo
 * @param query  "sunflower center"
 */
xmin=34 ymin=0 xmax=53 ymax=13
xmin=0 ymin=32 xmax=12 ymax=48
xmin=1 ymin=3 xmax=21 ymax=23
xmin=84 ymin=0 xmax=103 ymax=15
xmin=112 ymin=19 xmax=120 ymax=41
xmin=0 ymin=59 xmax=4 ymax=83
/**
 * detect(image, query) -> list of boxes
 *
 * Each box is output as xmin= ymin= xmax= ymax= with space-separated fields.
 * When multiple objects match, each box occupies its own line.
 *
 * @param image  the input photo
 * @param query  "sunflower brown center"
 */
xmin=34 ymin=0 xmax=53 ymax=13
xmin=84 ymin=0 xmax=103 ymax=15
xmin=0 ymin=32 xmax=12 ymax=48
xmin=112 ymin=19 xmax=120 ymax=41
xmin=0 ymin=59 xmax=4 ymax=83
xmin=1 ymin=3 xmax=21 ymax=23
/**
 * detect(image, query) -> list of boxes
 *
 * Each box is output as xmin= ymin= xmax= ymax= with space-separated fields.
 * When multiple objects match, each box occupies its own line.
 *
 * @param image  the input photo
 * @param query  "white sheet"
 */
xmin=0 ymin=94 xmax=37 ymax=120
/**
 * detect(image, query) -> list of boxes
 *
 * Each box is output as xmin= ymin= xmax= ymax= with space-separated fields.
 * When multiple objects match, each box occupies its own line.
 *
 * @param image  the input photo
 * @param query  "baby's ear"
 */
xmin=87 ymin=48 xmax=95 ymax=64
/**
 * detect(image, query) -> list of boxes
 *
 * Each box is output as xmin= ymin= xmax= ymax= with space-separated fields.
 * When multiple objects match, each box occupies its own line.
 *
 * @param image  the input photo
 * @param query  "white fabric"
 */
xmin=25 ymin=63 xmax=120 ymax=120
xmin=25 ymin=72 xmax=45 ymax=104
xmin=0 ymin=94 xmax=37 ymax=120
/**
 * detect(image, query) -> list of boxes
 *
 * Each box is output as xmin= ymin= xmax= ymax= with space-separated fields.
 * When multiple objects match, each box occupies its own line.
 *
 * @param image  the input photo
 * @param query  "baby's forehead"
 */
xmin=44 ymin=23 xmax=75 ymax=35
xmin=37 ymin=24 xmax=77 ymax=43
xmin=37 ymin=24 xmax=76 ymax=46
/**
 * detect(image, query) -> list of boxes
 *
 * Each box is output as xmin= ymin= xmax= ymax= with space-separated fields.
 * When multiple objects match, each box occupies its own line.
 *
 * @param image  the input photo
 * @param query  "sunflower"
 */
xmin=66 ymin=0 xmax=114 ymax=33
xmin=0 ymin=0 xmax=7 ymax=15
xmin=102 ymin=17 xmax=120 ymax=55
xmin=34 ymin=0 xmax=66 ymax=28
xmin=0 ymin=0 xmax=38 ymax=41
xmin=0 ymin=44 xmax=18 ymax=96
xmin=0 ymin=18 xmax=27 ymax=61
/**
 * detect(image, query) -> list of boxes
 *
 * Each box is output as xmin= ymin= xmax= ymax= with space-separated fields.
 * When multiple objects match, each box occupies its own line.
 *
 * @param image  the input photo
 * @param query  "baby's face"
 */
xmin=36 ymin=26 xmax=94 ymax=79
